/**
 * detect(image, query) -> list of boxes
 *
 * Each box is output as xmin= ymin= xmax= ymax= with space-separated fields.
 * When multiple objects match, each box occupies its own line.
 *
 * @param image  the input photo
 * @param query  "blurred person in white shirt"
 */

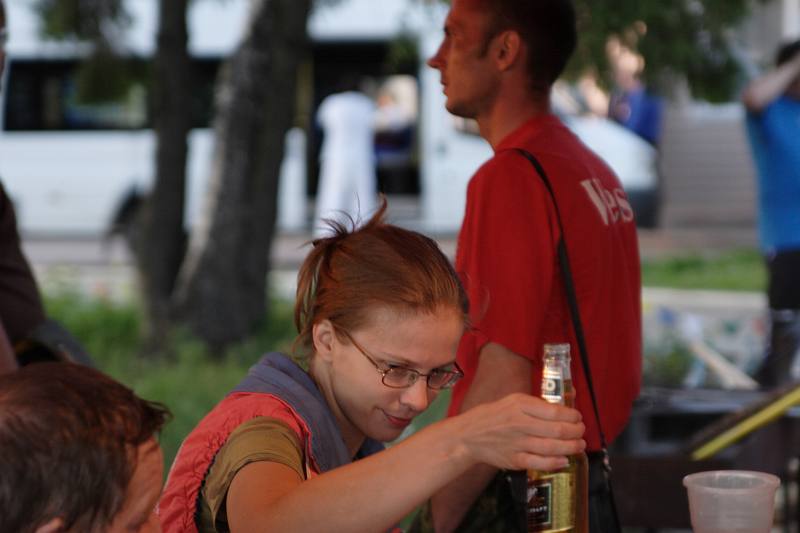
xmin=313 ymin=75 xmax=377 ymax=237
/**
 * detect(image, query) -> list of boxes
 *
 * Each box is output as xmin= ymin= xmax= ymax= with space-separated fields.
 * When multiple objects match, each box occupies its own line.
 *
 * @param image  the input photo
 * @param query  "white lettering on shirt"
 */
xmin=580 ymin=178 xmax=634 ymax=226
xmin=581 ymin=179 xmax=609 ymax=225
xmin=614 ymin=188 xmax=635 ymax=222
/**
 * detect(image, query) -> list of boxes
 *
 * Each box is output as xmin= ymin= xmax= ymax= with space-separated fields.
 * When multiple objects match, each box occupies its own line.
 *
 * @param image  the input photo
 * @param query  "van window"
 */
xmin=3 ymin=58 xmax=221 ymax=131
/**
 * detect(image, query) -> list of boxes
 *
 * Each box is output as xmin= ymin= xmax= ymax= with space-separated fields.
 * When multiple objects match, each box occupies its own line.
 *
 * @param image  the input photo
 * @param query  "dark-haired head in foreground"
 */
xmin=0 ymin=362 xmax=170 ymax=533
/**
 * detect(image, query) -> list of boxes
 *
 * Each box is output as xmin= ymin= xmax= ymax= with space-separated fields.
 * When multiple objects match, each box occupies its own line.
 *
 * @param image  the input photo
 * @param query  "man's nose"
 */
xmin=427 ymin=44 xmax=444 ymax=69
xmin=427 ymin=54 xmax=439 ymax=69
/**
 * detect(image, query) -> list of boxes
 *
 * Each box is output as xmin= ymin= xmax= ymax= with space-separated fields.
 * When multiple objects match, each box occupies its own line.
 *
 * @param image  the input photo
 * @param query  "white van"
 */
xmin=0 ymin=0 xmax=660 ymax=238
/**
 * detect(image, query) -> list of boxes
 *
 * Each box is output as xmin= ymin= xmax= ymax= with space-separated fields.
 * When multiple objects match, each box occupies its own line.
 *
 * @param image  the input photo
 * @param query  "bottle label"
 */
xmin=527 ymin=472 xmax=575 ymax=532
xmin=541 ymin=368 xmax=563 ymax=404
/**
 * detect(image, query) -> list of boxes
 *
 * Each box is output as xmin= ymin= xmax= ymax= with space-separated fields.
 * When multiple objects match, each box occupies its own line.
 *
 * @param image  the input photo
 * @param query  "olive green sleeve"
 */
xmin=198 ymin=416 xmax=305 ymax=532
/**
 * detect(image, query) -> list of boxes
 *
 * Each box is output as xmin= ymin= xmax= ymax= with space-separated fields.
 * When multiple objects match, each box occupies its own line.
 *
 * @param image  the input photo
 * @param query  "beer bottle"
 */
xmin=526 ymin=343 xmax=589 ymax=532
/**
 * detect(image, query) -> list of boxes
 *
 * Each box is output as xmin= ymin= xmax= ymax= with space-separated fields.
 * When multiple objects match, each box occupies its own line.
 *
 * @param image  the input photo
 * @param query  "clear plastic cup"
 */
xmin=683 ymin=470 xmax=780 ymax=533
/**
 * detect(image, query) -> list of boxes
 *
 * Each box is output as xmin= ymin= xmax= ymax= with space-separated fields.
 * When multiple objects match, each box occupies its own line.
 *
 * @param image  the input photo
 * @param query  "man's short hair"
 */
xmin=776 ymin=39 xmax=800 ymax=67
xmin=0 ymin=362 xmax=170 ymax=533
xmin=479 ymin=0 xmax=577 ymax=95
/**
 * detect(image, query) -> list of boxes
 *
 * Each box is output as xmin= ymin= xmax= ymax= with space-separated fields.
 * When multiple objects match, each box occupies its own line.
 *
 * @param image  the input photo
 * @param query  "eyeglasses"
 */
xmin=339 ymin=329 xmax=464 ymax=390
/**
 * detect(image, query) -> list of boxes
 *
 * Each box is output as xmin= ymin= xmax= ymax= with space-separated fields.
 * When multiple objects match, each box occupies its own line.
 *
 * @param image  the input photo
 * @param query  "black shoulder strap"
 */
xmin=514 ymin=148 xmax=608 ymax=451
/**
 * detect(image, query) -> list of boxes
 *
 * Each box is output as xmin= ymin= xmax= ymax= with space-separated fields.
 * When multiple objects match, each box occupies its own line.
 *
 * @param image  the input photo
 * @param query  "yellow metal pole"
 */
xmin=691 ymin=386 xmax=800 ymax=461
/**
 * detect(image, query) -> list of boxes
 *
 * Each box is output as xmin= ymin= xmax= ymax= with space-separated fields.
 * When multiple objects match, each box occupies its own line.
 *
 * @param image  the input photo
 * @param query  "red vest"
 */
xmin=158 ymin=392 xmax=311 ymax=532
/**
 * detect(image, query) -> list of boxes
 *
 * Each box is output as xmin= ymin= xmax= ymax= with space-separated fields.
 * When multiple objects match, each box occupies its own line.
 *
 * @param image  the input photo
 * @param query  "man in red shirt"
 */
xmin=427 ymin=0 xmax=641 ymax=531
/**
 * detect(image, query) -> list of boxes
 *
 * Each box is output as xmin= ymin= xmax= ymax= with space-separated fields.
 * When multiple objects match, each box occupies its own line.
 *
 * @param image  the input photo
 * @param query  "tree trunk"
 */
xmin=174 ymin=0 xmax=311 ymax=351
xmin=135 ymin=0 xmax=192 ymax=350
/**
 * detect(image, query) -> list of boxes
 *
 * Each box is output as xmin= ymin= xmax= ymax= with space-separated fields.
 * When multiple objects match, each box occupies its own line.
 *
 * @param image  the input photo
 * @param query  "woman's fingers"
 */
xmin=526 ymin=434 xmax=586 ymax=456
xmin=490 ymin=394 xmax=585 ymax=440
xmin=459 ymin=395 xmax=587 ymax=471
xmin=524 ymin=417 xmax=585 ymax=440
xmin=507 ymin=435 xmax=586 ymax=471
xmin=511 ymin=393 xmax=583 ymax=423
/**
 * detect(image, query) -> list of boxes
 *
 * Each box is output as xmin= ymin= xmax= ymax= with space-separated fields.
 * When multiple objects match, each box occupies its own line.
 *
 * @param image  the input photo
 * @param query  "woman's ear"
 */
xmin=312 ymin=319 xmax=337 ymax=363
xmin=35 ymin=517 xmax=64 ymax=533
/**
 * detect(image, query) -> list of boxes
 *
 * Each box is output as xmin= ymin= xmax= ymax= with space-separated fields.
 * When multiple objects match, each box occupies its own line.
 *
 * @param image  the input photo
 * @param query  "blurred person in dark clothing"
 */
xmin=0 ymin=0 xmax=46 ymax=375
xmin=0 ymin=0 xmax=90 ymax=372
xmin=0 ymin=362 xmax=170 ymax=532
xmin=742 ymin=39 xmax=800 ymax=388
xmin=0 ymin=182 xmax=47 ymax=373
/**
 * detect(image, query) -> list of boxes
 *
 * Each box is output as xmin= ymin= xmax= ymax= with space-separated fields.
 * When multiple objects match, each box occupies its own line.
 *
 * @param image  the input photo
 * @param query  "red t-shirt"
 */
xmin=448 ymin=114 xmax=642 ymax=451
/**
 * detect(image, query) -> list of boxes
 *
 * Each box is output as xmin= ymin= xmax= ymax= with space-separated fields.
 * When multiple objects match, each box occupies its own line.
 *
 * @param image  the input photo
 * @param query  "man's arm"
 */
xmin=430 ymin=341 xmax=536 ymax=533
xmin=742 ymin=53 xmax=800 ymax=113
xmin=0 ymin=321 xmax=18 ymax=375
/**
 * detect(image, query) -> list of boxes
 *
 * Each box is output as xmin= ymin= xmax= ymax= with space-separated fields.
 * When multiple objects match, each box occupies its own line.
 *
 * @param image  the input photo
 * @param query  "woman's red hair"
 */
xmin=294 ymin=199 xmax=468 ymax=357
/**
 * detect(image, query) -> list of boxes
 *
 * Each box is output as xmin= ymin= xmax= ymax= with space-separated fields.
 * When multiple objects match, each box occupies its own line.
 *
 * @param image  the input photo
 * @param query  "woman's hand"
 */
xmin=451 ymin=392 xmax=585 ymax=472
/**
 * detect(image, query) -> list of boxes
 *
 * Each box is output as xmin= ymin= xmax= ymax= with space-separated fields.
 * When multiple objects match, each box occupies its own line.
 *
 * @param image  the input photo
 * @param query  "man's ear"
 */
xmin=312 ymin=319 xmax=337 ymax=363
xmin=495 ymin=30 xmax=522 ymax=71
xmin=35 ymin=517 xmax=64 ymax=533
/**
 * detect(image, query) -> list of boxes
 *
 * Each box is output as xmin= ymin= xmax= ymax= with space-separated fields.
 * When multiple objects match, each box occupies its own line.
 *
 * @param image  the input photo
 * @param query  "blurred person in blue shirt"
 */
xmin=608 ymin=86 xmax=663 ymax=146
xmin=742 ymin=39 xmax=800 ymax=388
xmin=607 ymin=37 xmax=664 ymax=147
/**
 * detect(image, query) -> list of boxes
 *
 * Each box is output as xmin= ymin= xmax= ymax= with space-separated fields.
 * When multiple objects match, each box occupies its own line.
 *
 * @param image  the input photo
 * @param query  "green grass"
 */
xmin=641 ymin=248 xmax=766 ymax=292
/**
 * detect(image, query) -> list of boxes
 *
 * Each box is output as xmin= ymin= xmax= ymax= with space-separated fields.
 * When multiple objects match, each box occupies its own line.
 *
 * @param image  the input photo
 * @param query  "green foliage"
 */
xmin=37 ymin=0 xmax=770 ymax=106
xmin=641 ymin=249 xmax=766 ymax=292
xmin=73 ymin=50 xmax=147 ymax=103
xmin=569 ymin=0 xmax=769 ymax=101
xmin=386 ymin=34 xmax=421 ymax=75
xmin=34 ymin=0 xmax=139 ymax=103
xmin=34 ymin=0 xmax=130 ymax=41
xmin=642 ymin=332 xmax=694 ymax=388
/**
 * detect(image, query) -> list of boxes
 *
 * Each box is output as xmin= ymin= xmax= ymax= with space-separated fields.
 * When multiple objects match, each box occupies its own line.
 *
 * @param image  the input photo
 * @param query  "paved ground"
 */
xmin=23 ymin=225 xmax=766 ymax=317
xmin=22 ymin=224 xmax=758 ymax=269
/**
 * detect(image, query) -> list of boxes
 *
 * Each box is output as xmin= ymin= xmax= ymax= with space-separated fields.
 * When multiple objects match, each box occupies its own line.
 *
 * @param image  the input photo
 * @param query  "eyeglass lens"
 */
xmin=382 ymin=366 xmax=460 ymax=389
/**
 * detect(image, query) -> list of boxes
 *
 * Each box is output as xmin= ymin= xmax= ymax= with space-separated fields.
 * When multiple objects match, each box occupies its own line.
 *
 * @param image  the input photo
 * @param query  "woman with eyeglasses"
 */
xmin=159 ymin=200 xmax=585 ymax=533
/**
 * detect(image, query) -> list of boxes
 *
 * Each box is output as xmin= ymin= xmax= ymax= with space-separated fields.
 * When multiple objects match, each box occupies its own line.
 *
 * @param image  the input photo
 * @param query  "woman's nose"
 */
xmin=399 ymin=378 xmax=431 ymax=413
